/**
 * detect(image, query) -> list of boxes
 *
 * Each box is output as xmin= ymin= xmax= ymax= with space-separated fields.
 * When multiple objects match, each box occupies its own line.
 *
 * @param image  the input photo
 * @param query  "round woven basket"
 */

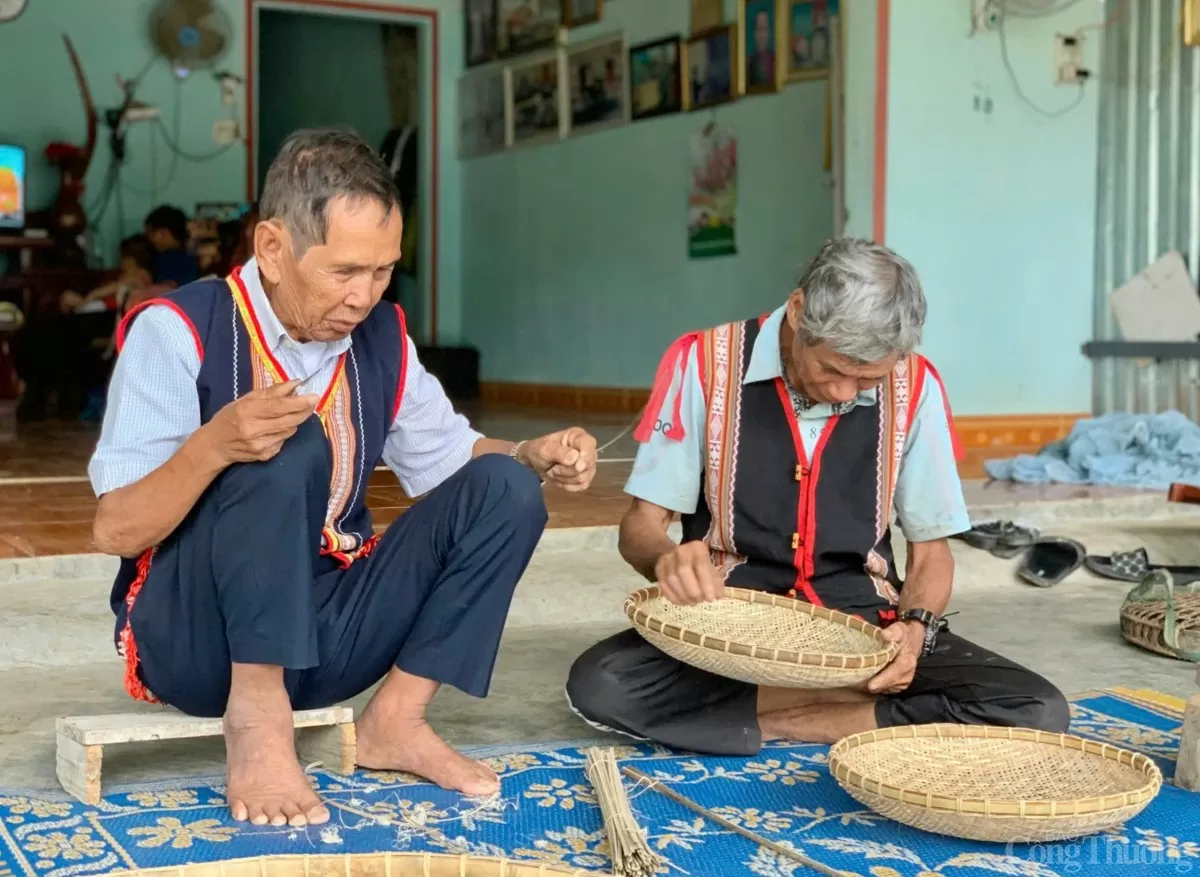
xmin=1120 ymin=591 xmax=1200 ymax=660
xmin=107 ymin=853 xmax=591 ymax=876
xmin=624 ymin=586 xmax=896 ymax=688
xmin=828 ymin=724 xmax=1162 ymax=843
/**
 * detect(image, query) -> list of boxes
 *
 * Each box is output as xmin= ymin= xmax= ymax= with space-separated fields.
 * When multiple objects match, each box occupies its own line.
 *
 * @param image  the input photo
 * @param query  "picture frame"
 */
xmin=564 ymin=34 xmax=630 ymax=138
xmin=1187 ymin=0 xmax=1200 ymax=46
xmin=629 ymin=35 xmax=687 ymax=122
xmin=465 ymin=0 xmax=499 ymax=68
xmin=739 ymin=0 xmax=786 ymax=95
xmin=458 ymin=63 xmax=511 ymax=159
xmin=685 ymin=24 xmax=739 ymax=111
xmin=498 ymin=0 xmax=564 ymax=58
xmin=690 ymin=0 xmax=723 ymax=32
xmin=786 ymin=0 xmax=839 ymax=82
xmin=507 ymin=49 xmax=567 ymax=147
xmin=563 ymin=0 xmax=603 ymax=28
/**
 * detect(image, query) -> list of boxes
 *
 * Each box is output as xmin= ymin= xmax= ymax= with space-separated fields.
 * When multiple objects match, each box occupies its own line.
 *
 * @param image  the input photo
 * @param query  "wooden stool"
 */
xmin=1177 ymin=669 xmax=1200 ymax=791
xmin=55 ymin=707 xmax=356 ymax=805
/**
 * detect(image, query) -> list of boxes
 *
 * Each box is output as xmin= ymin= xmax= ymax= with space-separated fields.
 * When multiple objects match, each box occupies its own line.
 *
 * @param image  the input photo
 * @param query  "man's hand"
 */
xmin=519 ymin=427 xmax=597 ymax=492
xmin=866 ymin=620 xmax=925 ymax=695
xmin=654 ymin=541 xmax=724 ymax=605
xmin=200 ymin=380 xmax=319 ymax=465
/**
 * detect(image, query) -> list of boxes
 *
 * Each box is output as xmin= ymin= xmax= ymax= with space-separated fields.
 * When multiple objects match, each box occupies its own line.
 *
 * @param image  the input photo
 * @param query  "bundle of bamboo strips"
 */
xmin=584 ymin=747 xmax=665 ymax=877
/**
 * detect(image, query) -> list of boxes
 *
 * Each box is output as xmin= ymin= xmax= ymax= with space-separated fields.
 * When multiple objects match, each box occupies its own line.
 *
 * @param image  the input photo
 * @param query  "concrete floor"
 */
xmin=2 ymin=509 xmax=1199 ymax=794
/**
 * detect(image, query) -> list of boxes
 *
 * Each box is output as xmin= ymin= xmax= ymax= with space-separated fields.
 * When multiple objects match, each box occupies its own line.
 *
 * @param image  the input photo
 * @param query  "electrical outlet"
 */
xmin=213 ymin=119 xmax=240 ymax=145
xmin=122 ymin=105 xmax=160 ymax=123
xmin=969 ymin=0 xmax=1002 ymax=36
xmin=1054 ymin=32 xmax=1087 ymax=85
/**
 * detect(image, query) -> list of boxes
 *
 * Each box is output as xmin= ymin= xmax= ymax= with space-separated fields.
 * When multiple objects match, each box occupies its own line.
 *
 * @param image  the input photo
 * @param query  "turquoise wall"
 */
xmin=0 ymin=0 xmax=244 ymax=258
xmin=0 ymin=0 xmax=464 ymax=344
xmin=460 ymin=0 xmax=835 ymax=387
xmin=257 ymin=9 xmax=396 ymax=188
xmin=883 ymin=0 xmax=1099 ymax=415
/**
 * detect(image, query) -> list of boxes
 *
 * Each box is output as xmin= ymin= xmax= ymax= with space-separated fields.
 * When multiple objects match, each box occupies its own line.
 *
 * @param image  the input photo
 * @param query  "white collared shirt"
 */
xmin=89 ymin=259 xmax=482 ymax=498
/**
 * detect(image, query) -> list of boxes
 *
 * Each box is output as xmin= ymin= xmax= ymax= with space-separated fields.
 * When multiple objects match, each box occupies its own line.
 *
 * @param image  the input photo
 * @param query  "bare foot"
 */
xmin=224 ymin=697 xmax=330 ymax=827
xmin=356 ymin=712 xmax=500 ymax=797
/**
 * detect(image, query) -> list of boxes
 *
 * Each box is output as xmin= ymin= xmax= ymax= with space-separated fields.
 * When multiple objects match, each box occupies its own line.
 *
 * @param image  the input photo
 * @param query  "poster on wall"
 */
xmin=688 ymin=124 xmax=738 ymax=260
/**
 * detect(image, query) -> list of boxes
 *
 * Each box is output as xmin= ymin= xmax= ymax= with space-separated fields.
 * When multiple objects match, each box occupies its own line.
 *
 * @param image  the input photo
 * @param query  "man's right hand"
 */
xmin=202 ymin=379 xmax=320 ymax=465
xmin=654 ymin=541 xmax=725 ymax=605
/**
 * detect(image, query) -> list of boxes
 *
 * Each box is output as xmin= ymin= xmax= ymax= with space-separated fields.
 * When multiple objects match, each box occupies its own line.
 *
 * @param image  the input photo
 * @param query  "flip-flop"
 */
xmin=951 ymin=520 xmax=1007 ymax=552
xmin=1084 ymin=547 xmax=1200 ymax=584
xmin=1018 ymin=537 xmax=1087 ymax=588
xmin=990 ymin=522 xmax=1039 ymax=560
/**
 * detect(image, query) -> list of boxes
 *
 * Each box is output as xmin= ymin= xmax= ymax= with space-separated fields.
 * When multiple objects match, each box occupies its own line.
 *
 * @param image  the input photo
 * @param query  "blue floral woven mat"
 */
xmin=0 ymin=688 xmax=1194 ymax=877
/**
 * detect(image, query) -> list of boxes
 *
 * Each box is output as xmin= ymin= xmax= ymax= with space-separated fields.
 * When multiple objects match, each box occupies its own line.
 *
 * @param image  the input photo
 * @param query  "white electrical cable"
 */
xmin=996 ymin=9 xmax=1088 ymax=119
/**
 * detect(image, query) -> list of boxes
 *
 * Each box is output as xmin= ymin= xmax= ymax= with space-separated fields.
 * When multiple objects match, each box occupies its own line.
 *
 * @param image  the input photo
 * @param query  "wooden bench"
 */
xmin=56 ymin=707 xmax=356 ymax=805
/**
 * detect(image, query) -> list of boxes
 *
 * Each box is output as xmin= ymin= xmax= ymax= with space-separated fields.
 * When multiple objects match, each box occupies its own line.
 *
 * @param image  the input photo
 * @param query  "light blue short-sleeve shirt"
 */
xmin=625 ymin=306 xmax=971 ymax=543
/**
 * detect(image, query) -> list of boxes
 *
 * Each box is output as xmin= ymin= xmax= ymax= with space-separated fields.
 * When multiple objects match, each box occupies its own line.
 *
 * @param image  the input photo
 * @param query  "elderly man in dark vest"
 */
xmin=565 ymin=238 xmax=1068 ymax=754
xmin=88 ymin=129 xmax=597 ymax=827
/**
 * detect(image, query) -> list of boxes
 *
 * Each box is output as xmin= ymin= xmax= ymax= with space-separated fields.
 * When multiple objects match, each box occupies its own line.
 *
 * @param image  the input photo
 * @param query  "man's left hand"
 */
xmin=519 ymin=427 xmax=598 ymax=492
xmin=866 ymin=620 xmax=925 ymax=695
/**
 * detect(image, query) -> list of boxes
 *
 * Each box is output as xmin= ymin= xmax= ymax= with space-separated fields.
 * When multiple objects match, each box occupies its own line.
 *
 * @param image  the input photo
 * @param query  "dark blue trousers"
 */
xmin=127 ymin=417 xmax=548 ymax=718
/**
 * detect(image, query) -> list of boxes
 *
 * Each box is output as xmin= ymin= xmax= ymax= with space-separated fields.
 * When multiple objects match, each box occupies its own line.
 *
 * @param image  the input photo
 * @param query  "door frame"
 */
xmin=245 ymin=0 xmax=441 ymax=342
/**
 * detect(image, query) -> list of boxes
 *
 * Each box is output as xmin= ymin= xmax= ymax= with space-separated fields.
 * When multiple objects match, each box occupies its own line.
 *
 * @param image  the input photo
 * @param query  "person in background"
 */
xmin=144 ymin=205 xmax=200 ymax=288
xmin=59 ymin=235 xmax=155 ymax=316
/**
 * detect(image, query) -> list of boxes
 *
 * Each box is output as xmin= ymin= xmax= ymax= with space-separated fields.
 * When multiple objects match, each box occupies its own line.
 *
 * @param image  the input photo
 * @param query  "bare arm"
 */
xmin=618 ymin=498 xmax=677 ymax=582
xmin=900 ymin=537 xmax=955 ymax=617
xmin=92 ymin=428 xmax=227 ymax=557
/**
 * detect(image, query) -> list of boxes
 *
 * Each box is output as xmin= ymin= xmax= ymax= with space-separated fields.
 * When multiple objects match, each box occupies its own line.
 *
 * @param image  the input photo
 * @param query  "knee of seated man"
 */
xmin=565 ymin=647 xmax=630 ymax=728
xmin=467 ymin=454 xmax=548 ymax=521
xmin=1026 ymin=681 xmax=1072 ymax=734
xmin=974 ymin=679 xmax=1072 ymax=735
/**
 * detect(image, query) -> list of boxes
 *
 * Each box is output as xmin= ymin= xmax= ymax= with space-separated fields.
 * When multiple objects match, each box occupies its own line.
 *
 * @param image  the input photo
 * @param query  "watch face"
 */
xmin=0 ymin=0 xmax=27 ymax=22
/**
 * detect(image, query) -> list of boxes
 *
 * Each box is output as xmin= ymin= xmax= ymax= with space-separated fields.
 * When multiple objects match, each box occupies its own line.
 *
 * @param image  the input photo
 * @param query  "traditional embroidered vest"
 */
xmin=637 ymin=316 xmax=960 ymax=626
xmin=107 ymin=267 xmax=408 ymax=701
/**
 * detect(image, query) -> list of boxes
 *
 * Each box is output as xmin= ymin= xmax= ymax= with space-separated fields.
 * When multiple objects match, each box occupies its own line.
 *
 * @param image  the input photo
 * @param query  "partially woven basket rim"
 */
xmin=624 ymin=586 xmax=897 ymax=670
xmin=106 ymin=852 xmax=591 ymax=876
xmin=828 ymin=724 xmax=1162 ymax=819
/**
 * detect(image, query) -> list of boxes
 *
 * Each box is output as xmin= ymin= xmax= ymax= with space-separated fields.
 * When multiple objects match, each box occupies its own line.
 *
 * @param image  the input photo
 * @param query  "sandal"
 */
xmin=1084 ymin=547 xmax=1200 ymax=584
xmin=952 ymin=520 xmax=1037 ymax=559
xmin=1018 ymin=537 xmax=1087 ymax=588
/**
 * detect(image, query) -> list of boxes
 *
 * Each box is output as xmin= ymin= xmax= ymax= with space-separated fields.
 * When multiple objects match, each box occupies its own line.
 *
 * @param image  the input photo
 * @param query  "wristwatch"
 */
xmin=897 ymin=608 xmax=943 ymax=656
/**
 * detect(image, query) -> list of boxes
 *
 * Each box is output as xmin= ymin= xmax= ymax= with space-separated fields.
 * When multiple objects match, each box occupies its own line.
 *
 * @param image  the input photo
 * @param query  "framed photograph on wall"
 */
xmin=739 ymin=0 xmax=786 ymax=95
xmin=563 ymin=0 xmax=603 ymax=28
xmin=465 ymin=0 xmax=499 ymax=67
xmin=787 ymin=0 xmax=839 ymax=81
xmin=629 ymin=35 xmax=686 ymax=121
xmin=458 ymin=65 xmax=510 ymax=158
xmin=565 ymin=34 xmax=629 ymax=137
xmin=685 ymin=24 xmax=739 ymax=111
xmin=508 ymin=50 xmax=566 ymax=147
xmin=498 ymin=0 xmax=563 ymax=57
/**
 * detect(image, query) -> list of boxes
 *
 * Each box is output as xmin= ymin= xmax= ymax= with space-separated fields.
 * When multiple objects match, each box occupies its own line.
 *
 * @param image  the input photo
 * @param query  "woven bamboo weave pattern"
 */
xmin=624 ymin=586 xmax=896 ymax=688
xmin=108 ymin=853 xmax=593 ymax=877
xmin=827 ymin=724 xmax=1162 ymax=843
xmin=1120 ymin=592 xmax=1200 ymax=659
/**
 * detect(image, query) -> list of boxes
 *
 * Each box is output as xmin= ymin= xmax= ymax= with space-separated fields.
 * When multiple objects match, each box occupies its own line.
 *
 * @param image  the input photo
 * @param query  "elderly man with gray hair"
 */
xmin=88 ymin=129 xmax=598 ymax=827
xmin=565 ymin=238 xmax=1069 ymax=754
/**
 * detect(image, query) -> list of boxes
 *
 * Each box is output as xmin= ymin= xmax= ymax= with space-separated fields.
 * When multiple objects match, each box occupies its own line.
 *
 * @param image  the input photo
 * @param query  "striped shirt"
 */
xmin=88 ymin=258 xmax=482 ymax=498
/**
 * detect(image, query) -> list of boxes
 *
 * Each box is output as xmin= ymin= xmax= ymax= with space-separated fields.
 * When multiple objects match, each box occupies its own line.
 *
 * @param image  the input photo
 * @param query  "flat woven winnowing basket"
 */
xmin=624 ymin=586 xmax=896 ymax=688
xmin=107 ymin=853 xmax=593 ymax=877
xmin=828 ymin=724 xmax=1162 ymax=843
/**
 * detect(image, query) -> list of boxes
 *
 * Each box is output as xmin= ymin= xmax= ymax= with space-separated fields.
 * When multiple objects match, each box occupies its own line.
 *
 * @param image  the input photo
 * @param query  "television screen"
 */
xmin=0 ymin=145 xmax=25 ymax=230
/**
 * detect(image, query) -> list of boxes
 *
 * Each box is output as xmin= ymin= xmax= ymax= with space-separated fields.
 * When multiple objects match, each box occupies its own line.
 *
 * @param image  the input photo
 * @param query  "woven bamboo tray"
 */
xmin=1121 ymin=591 xmax=1200 ymax=660
xmin=828 ymin=724 xmax=1162 ymax=843
xmin=107 ymin=853 xmax=592 ymax=877
xmin=624 ymin=586 xmax=896 ymax=688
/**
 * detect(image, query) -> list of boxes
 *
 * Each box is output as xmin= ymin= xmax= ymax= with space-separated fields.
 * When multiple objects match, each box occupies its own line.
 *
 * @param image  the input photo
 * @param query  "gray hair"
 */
xmin=795 ymin=238 xmax=926 ymax=362
xmin=259 ymin=128 xmax=401 ymax=255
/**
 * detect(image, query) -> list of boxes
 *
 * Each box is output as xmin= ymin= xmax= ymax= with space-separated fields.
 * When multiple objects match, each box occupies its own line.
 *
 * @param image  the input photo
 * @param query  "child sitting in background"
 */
xmin=59 ymin=234 xmax=155 ymax=316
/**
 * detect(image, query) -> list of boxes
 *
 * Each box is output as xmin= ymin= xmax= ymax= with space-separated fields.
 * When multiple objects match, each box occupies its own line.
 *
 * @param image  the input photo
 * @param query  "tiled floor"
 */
xmin=0 ymin=409 xmax=1148 ymax=558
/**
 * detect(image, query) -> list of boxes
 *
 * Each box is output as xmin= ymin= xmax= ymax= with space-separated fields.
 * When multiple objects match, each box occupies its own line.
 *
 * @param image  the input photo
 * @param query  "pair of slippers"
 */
xmin=953 ymin=521 xmax=1086 ymax=588
xmin=1084 ymin=547 xmax=1200 ymax=585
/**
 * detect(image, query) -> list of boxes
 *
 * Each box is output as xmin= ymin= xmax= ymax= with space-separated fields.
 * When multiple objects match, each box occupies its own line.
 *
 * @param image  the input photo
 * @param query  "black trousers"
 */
xmin=565 ymin=626 xmax=1071 ymax=757
xmin=127 ymin=417 xmax=548 ymax=717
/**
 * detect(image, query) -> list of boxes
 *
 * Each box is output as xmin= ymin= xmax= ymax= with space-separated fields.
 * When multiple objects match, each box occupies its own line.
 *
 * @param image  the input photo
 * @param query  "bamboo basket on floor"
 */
xmin=107 ymin=853 xmax=594 ymax=877
xmin=828 ymin=724 xmax=1162 ymax=843
xmin=624 ymin=586 xmax=895 ymax=688
xmin=1120 ymin=587 xmax=1200 ymax=661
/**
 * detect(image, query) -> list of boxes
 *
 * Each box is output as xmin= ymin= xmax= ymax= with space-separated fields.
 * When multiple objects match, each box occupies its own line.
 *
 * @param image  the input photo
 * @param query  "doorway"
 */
xmin=251 ymin=1 xmax=431 ymax=340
